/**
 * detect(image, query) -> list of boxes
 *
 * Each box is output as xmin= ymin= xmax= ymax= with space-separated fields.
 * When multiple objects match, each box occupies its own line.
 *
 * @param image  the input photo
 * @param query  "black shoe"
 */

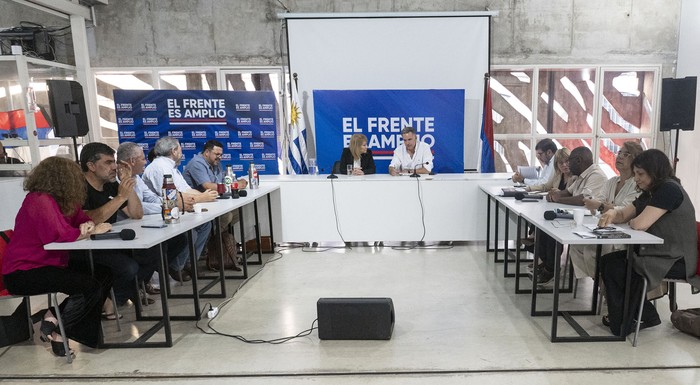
xmin=168 ymin=268 xmax=191 ymax=282
xmin=538 ymin=268 xmax=555 ymax=285
xmin=50 ymin=340 xmax=75 ymax=358
xmin=528 ymin=267 xmax=555 ymax=285
xmin=145 ymin=283 xmax=160 ymax=295
xmin=638 ymin=317 xmax=661 ymax=330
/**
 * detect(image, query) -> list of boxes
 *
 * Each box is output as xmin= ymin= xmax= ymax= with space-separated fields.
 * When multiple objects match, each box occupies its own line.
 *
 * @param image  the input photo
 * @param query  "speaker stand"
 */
xmin=71 ymin=136 xmax=79 ymax=163
xmin=672 ymin=128 xmax=680 ymax=173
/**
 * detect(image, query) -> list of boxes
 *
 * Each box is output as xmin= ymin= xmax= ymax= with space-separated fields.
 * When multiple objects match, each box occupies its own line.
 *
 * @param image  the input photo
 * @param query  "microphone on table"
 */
xmin=90 ymin=229 xmax=136 ymax=241
xmin=327 ymin=166 xmax=338 ymax=179
xmin=514 ymin=192 xmax=544 ymax=201
xmin=543 ymin=209 xmax=574 ymax=220
xmin=410 ymin=161 xmax=431 ymax=178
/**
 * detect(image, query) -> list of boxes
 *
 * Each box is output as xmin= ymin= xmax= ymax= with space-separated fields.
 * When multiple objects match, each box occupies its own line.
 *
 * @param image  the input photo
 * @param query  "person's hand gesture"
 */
xmin=117 ymin=175 xmax=136 ymax=200
xmin=117 ymin=160 xmax=133 ymax=182
xmin=79 ymin=221 xmax=96 ymax=236
xmin=93 ymin=222 xmax=112 ymax=234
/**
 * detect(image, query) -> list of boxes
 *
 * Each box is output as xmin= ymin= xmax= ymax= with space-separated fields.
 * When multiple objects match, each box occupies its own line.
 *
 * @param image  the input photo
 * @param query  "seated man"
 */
xmin=142 ymin=136 xmax=216 ymax=280
xmin=511 ymin=139 xmax=556 ymax=186
xmin=531 ymin=146 xmax=607 ymax=284
xmin=117 ymin=141 xmax=190 ymax=290
xmin=77 ymin=142 xmax=157 ymax=308
xmin=388 ymin=126 xmax=434 ymax=175
xmin=183 ymin=139 xmax=246 ymax=271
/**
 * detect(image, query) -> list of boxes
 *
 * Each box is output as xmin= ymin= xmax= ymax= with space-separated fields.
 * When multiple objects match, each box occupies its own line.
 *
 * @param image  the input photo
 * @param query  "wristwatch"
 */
xmin=597 ymin=203 xmax=605 ymax=213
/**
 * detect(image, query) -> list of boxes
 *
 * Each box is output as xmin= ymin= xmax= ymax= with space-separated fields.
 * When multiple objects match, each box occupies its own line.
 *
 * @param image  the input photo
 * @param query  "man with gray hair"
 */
xmin=388 ymin=126 xmax=434 ymax=176
xmin=117 ymin=141 xmax=191 ymax=290
xmin=142 ymin=136 xmax=216 ymax=281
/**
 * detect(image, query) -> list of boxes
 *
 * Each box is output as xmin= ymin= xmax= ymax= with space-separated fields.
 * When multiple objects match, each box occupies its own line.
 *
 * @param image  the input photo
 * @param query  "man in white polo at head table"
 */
xmin=388 ymin=126 xmax=434 ymax=176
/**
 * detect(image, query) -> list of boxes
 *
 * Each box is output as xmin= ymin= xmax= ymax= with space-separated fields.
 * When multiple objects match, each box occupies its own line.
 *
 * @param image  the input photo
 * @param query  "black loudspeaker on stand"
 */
xmin=317 ymin=298 xmax=394 ymax=340
xmin=660 ymin=76 xmax=697 ymax=172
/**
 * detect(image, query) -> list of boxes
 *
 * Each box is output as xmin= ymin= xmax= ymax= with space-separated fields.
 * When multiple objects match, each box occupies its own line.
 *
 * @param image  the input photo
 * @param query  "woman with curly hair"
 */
xmin=2 ymin=156 xmax=113 ymax=357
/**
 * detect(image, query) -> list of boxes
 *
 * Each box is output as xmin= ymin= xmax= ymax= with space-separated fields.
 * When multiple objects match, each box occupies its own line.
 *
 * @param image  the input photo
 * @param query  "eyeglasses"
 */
xmin=536 ymin=151 xmax=545 ymax=157
xmin=617 ymin=151 xmax=632 ymax=158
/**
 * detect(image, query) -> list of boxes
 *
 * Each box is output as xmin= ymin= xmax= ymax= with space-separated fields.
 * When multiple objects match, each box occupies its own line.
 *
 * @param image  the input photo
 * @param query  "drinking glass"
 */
xmin=346 ymin=164 xmax=353 ymax=175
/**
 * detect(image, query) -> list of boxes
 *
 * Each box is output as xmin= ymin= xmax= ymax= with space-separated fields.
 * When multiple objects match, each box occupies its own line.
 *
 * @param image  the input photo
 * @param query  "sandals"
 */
xmin=39 ymin=317 xmax=58 ymax=342
xmin=39 ymin=315 xmax=75 ymax=358
xmin=101 ymin=312 xmax=123 ymax=320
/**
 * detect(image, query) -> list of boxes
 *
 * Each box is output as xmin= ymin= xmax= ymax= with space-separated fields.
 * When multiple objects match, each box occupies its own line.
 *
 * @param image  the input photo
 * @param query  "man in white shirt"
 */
xmin=511 ymin=139 xmax=556 ymax=186
xmin=142 ymin=136 xmax=217 ymax=281
xmin=388 ymin=126 xmax=434 ymax=175
xmin=116 ymin=142 xmax=192 ymax=291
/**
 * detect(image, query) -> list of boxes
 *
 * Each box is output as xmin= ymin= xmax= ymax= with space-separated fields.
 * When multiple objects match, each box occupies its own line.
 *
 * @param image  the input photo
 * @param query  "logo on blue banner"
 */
xmin=313 ymin=89 xmax=465 ymax=174
xmin=114 ymin=90 xmax=279 ymax=174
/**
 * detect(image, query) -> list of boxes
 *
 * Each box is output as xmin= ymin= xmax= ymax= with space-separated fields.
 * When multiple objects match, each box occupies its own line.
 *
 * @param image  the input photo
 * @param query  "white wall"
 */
xmin=675 ymin=0 xmax=700 ymax=218
xmin=0 ymin=178 xmax=25 ymax=230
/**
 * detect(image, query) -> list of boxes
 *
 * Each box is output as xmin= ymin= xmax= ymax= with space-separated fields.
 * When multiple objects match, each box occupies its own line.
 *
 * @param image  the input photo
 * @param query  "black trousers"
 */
xmin=535 ymin=230 xmax=557 ymax=272
xmin=2 ymin=260 xmax=112 ymax=348
xmin=601 ymin=250 xmax=685 ymax=336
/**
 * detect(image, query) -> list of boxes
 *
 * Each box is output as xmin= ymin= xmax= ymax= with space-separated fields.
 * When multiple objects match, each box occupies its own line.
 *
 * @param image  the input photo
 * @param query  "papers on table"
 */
xmin=517 ymin=166 xmax=539 ymax=179
xmin=575 ymin=225 xmax=631 ymax=239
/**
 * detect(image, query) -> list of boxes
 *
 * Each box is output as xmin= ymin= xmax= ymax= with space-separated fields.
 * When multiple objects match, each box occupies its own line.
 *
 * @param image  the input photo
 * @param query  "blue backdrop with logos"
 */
xmin=313 ymin=89 xmax=464 ymax=174
xmin=114 ymin=90 xmax=278 ymax=175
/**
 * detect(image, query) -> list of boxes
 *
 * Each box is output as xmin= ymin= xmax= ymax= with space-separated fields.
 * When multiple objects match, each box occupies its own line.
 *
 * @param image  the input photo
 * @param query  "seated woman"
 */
xmin=1 ymin=156 xmax=113 ymax=357
xmin=339 ymin=133 xmax=376 ymax=175
xmin=570 ymin=141 xmax=643 ymax=279
xmin=521 ymin=148 xmax=573 ymax=253
xmin=526 ymin=148 xmax=573 ymax=192
xmin=597 ymin=149 xmax=700 ymax=336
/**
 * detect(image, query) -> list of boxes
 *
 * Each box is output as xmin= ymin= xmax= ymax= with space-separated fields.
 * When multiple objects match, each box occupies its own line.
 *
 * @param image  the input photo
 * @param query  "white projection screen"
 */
xmin=284 ymin=12 xmax=493 ymax=171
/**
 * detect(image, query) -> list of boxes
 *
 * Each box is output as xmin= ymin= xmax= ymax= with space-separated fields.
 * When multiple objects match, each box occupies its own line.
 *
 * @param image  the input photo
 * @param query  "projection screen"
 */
xmin=283 ymin=12 xmax=493 ymax=171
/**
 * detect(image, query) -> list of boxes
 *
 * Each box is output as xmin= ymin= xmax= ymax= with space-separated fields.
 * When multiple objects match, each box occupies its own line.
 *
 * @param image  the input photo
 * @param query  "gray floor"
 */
xmin=1 ymin=242 xmax=700 ymax=384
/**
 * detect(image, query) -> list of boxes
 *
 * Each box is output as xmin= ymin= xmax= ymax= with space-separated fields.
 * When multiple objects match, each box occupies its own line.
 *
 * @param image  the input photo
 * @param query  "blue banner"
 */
xmin=313 ymin=89 xmax=464 ymax=174
xmin=114 ymin=90 xmax=279 ymax=175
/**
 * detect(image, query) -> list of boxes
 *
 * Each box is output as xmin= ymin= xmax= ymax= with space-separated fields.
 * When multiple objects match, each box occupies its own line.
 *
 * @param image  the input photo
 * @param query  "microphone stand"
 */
xmin=410 ymin=167 xmax=420 ymax=178
xmin=327 ymin=168 xmax=338 ymax=179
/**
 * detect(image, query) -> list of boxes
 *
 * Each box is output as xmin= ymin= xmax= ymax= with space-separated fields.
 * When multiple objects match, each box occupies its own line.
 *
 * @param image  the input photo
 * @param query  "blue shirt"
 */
xmin=183 ymin=153 xmax=223 ymax=192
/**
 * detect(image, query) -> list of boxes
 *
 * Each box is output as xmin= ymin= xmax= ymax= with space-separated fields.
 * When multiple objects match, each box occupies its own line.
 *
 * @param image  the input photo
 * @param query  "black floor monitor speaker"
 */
xmin=660 ymin=76 xmax=697 ymax=132
xmin=317 ymin=298 xmax=394 ymax=340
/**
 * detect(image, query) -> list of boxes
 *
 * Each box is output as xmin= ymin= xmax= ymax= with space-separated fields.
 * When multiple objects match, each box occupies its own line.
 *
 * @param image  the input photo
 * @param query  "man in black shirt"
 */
xmin=79 ymin=142 xmax=156 ymax=308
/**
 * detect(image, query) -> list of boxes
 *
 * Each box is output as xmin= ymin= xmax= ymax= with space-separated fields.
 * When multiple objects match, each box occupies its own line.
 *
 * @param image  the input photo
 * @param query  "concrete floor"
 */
xmin=1 ymin=243 xmax=700 ymax=384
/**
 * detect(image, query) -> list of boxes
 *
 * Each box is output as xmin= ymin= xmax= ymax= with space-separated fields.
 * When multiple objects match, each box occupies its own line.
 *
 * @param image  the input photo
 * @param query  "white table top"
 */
xmin=479 ymin=184 xmax=663 ymax=247
xmin=262 ymin=172 xmax=513 ymax=183
xmin=44 ymin=184 xmax=280 ymax=251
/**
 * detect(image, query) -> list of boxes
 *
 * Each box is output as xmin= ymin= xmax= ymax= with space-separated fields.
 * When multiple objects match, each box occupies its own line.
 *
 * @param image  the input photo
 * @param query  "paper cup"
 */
xmin=573 ymin=208 xmax=586 ymax=227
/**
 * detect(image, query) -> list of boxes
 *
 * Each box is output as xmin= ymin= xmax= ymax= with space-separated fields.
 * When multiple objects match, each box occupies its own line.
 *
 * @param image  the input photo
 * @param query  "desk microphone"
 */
xmin=514 ymin=192 xmax=544 ymax=201
xmin=326 ymin=167 xmax=338 ymax=179
xmin=543 ymin=210 xmax=574 ymax=220
xmin=90 ymin=229 xmax=136 ymax=241
xmin=410 ymin=161 xmax=431 ymax=178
